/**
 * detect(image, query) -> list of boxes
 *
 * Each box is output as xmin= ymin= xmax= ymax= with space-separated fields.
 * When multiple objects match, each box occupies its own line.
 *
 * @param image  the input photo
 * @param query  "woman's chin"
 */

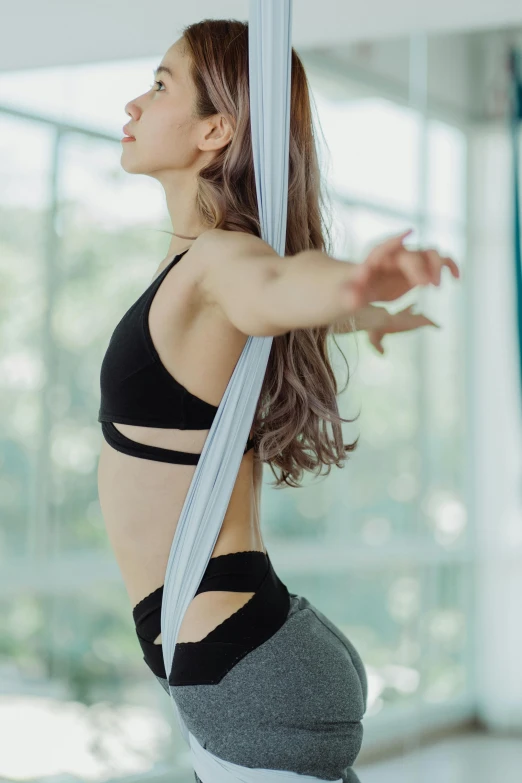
xmin=119 ymin=158 xmax=142 ymax=174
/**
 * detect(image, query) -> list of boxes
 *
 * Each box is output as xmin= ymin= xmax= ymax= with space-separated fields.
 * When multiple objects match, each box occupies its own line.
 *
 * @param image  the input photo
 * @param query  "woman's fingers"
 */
xmin=368 ymin=330 xmax=385 ymax=354
xmin=424 ymin=249 xmax=442 ymax=285
xmin=413 ymin=249 xmax=460 ymax=283
xmin=418 ymin=314 xmax=440 ymax=327
xmin=443 ymin=256 xmax=460 ymax=279
xmin=367 ymin=229 xmax=414 ymax=264
xmin=367 ymin=233 xmax=460 ymax=285
xmin=398 ymin=249 xmax=432 ymax=287
xmin=386 ymin=311 xmax=440 ymax=333
xmin=423 ymin=249 xmax=461 ymax=284
xmin=395 ymin=304 xmax=439 ymax=325
xmin=399 ymin=248 xmax=459 ymax=288
xmin=347 ymin=239 xmax=460 ymax=311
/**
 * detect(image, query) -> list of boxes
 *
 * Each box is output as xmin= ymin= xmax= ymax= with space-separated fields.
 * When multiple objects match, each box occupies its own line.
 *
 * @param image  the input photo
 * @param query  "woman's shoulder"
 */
xmin=193 ymin=228 xmax=278 ymax=266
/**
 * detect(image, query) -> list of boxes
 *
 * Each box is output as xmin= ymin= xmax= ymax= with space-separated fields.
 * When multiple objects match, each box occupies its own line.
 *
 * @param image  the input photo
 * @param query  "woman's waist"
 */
xmin=97 ymin=441 xmax=264 ymax=574
xmin=98 ymin=435 xmax=258 ymax=510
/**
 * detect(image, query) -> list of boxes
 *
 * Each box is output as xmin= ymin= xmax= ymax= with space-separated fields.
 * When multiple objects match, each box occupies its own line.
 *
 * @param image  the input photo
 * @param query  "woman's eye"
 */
xmin=150 ymin=80 xmax=165 ymax=92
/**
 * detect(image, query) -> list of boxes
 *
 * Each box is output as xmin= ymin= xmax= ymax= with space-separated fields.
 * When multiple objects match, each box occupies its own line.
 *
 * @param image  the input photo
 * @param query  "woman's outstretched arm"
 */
xmin=195 ymin=230 xmax=373 ymax=337
xmin=194 ymin=228 xmax=456 ymax=338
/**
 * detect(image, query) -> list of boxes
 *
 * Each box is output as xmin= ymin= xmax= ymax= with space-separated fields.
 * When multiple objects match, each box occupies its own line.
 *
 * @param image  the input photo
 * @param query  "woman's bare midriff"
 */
xmin=96 ymin=243 xmax=267 ymax=645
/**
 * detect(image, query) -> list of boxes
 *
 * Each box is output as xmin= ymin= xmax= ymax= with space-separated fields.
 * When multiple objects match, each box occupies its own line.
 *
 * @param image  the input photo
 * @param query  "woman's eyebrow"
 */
xmin=154 ymin=65 xmax=173 ymax=79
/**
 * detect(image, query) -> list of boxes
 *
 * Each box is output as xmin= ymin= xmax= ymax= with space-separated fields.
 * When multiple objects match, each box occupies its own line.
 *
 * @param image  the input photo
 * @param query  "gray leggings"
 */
xmin=156 ymin=592 xmax=368 ymax=783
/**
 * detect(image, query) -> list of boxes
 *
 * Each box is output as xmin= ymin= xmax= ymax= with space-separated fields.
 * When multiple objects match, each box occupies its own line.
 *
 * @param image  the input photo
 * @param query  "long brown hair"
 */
xmin=177 ymin=18 xmax=359 ymax=488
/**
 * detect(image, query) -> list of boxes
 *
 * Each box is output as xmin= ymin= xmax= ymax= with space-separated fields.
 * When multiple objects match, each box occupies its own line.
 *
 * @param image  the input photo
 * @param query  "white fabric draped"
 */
xmin=158 ymin=1 xmax=343 ymax=779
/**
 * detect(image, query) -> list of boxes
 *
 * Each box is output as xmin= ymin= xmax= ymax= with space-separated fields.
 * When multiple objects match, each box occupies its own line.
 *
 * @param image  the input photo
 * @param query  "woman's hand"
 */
xmin=341 ymin=229 xmax=460 ymax=309
xmin=367 ymin=304 xmax=440 ymax=354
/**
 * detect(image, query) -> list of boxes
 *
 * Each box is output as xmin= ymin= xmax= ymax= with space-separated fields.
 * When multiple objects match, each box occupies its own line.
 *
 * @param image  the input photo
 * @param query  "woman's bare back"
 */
xmin=96 ymin=240 xmax=266 ymax=644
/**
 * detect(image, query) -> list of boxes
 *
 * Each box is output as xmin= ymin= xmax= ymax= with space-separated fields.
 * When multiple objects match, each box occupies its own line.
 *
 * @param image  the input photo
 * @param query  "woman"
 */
xmin=97 ymin=19 xmax=459 ymax=783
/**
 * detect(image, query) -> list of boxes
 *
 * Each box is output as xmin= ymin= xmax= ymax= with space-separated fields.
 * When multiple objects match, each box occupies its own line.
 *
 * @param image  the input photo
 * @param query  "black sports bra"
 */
xmin=98 ymin=249 xmax=255 ymax=464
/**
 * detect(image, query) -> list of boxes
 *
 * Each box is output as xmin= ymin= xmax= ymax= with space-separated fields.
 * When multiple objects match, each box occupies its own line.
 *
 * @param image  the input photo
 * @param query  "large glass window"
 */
xmin=262 ymin=66 xmax=469 ymax=723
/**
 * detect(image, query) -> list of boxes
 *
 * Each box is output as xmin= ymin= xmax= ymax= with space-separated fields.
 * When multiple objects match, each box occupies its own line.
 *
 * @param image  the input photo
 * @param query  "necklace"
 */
xmin=173 ymin=231 xmax=199 ymax=239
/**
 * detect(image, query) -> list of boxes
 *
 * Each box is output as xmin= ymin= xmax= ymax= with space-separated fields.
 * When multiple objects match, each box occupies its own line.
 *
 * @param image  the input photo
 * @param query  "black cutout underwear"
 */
xmin=132 ymin=550 xmax=291 ymax=685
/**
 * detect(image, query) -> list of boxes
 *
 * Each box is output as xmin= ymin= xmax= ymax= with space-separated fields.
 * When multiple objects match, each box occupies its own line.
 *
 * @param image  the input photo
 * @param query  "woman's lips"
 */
xmin=121 ymin=136 xmax=136 ymax=142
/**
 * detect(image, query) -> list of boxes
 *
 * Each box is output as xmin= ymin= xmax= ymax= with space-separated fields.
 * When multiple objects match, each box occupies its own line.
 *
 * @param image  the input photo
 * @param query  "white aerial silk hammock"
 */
xmin=160 ymin=2 xmax=343 ymax=781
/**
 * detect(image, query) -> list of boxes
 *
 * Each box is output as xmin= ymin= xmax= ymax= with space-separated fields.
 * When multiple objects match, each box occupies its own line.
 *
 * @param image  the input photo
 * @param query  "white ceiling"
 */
xmin=3 ymin=0 xmax=522 ymax=73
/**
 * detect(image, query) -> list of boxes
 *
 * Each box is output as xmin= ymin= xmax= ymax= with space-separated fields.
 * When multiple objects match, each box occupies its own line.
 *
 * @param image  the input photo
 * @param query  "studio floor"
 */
xmin=357 ymin=730 xmax=522 ymax=782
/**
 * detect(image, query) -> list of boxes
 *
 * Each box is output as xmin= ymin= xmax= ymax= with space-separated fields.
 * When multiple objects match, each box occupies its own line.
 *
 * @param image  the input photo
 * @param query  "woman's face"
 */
xmin=122 ymin=38 xmax=220 ymax=179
